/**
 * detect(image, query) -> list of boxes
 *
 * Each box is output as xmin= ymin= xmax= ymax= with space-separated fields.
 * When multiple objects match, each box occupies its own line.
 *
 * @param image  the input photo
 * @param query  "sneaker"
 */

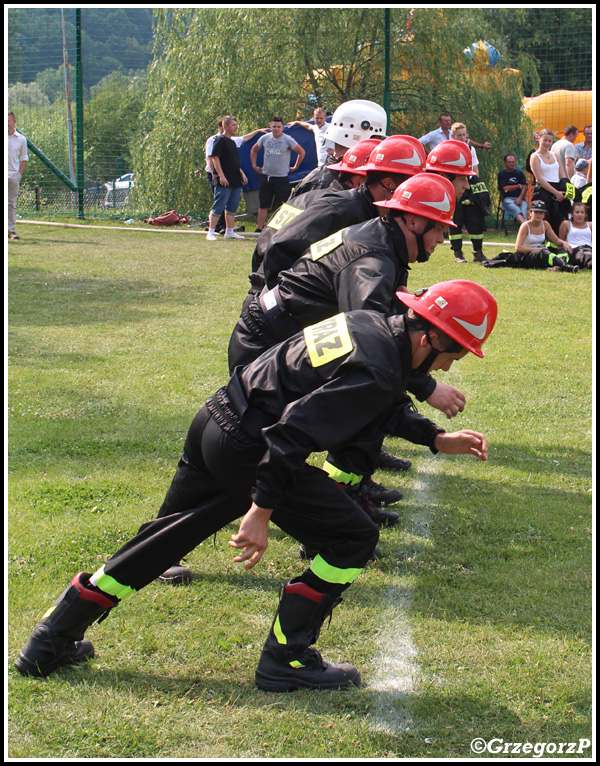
xmin=206 ymin=231 xmax=218 ymax=241
xmin=224 ymin=232 xmax=244 ymax=239
xmin=156 ymin=563 xmax=193 ymax=585
xmin=454 ymin=253 xmax=467 ymax=263
xmin=8 ymin=232 xmax=20 ymax=240
xmin=376 ymin=451 xmax=412 ymax=472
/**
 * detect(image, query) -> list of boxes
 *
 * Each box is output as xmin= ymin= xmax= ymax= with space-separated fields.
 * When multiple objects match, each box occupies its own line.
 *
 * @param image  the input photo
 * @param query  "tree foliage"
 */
xmin=137 ymin=8 xmax=537 ymax=216
xmin=7 ymin=7 xmax=154 ymax=89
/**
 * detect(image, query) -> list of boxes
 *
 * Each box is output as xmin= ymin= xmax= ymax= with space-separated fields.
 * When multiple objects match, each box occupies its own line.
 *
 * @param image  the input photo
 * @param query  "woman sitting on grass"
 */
xmin=559 ymin=202 xmax=593 ymax=269
xmin=483 ymin=200 xmax=577 ymax=272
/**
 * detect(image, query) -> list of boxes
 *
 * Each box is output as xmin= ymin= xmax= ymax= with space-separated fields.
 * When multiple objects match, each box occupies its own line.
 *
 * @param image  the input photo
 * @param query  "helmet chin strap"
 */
xmin=413 ymin=325 xmax=456 ymax=374
xmin=416 ymin=220 xmax=437 ymax=263
xmin=414 ymin=347 xmax=441 ymax=375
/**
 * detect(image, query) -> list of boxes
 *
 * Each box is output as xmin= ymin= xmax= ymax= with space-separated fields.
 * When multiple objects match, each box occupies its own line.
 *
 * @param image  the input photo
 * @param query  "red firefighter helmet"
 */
xmin=327 ymin=138 xmax=383 ymax=175
xmin=397 ymin=279 xmax=498 ymax=357
xmin=375 ymin=173 xmax=457 ymax=227
xmin=426 ymin=140 xmax=474 ymax=176
xmin=360 ymin=135 xmax=426 ymax=177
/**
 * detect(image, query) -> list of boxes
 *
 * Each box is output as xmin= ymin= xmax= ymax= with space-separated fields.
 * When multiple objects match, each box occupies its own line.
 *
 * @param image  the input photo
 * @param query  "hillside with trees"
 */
xmin=8 ymin=7 xmax=154 ymax=91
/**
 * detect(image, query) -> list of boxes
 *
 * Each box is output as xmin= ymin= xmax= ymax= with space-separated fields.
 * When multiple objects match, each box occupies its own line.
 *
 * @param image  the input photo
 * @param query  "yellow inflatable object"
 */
xmin=522 ymin=90 xmax=592 ymax=142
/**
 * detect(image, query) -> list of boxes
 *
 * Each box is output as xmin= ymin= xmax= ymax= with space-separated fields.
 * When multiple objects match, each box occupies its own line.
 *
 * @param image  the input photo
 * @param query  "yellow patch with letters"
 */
xmin=304 ymin=313 xmax=354 ymax=367
xmin=267 ymin=203 xmax=303 ymax=231
xmin=310 ymin=229 xmax=345 ymax=260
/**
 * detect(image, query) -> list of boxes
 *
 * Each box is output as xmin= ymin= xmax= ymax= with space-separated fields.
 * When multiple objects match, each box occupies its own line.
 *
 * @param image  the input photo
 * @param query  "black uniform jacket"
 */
xmin=228 ymin=311 xmax=444 ymax=510
xmin=289 ymin=154 xmax=341 ymax=199
xmin=275 ymin=214 xmax=410 ymax=332
xmin=252 ymin=183 xmax=380 ymax=287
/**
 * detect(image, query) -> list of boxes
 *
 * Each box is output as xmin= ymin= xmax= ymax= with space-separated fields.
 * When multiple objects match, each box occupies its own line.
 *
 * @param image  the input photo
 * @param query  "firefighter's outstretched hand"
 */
xmin=434 ymin=430 xmax=488 ymax=461
xmin=427 ymin=382 xmax=466 ymax=419
xmin=229 ymin=503 xmax=273 ymax=570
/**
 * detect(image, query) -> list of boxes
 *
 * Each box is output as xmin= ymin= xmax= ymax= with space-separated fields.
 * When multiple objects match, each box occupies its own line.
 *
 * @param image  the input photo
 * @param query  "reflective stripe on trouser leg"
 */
xmin=322 ymin=460 xmax=362 ymax=486
xmin=90 ymin=565 xmax=136 ymax=600
xmin=449 ymin=233 xmax=463 ymax=252
xmin=309 ymin=554 xmax=363 ymax=586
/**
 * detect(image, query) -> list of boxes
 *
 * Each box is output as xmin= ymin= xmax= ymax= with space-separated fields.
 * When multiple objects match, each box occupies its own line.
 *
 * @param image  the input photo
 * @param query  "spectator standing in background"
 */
xmin=551 ymin=125 xmax=579 ymax=181
xmin=575 ymin=125 xmax=592 ymax=162
xmin=207 ymin=116 xmax=249 ymax=241
xmin=8 ymin=110 xmax=28 ymax=241
xmin=251 ymin=117 xmax=306 ymax=232
xmin=204 ymin=118 xmax=266 ymax=236
xmin=289 ymin=107 xmax=335 ymax=168
xmin=418 ymin=112 xmax=453 ymax=151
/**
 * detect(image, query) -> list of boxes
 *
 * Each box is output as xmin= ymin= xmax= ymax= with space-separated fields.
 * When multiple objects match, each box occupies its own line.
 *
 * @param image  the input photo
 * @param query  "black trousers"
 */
xmin=101 ymin=404 xmax=379 ymax=597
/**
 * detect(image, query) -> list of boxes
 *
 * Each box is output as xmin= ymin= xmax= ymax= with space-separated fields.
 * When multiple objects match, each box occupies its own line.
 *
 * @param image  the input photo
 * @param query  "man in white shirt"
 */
xmin=288 ymin=107 xmax=335 ymax=167
xmin=8 ymin=111 xmax=29 ymax=240
xmin=418 ymin=112 xmax=453 ymax=151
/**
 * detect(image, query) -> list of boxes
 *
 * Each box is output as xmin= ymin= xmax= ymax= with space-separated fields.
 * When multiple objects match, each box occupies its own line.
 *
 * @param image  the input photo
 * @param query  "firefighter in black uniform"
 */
xmin=425 ymin=139 xmax=474 ymax=201
xmin=251 ymin=135 xmax=427 ymax=289
xmin=164 ymin=139 xmax=435 ymax=584
xmin=228 ymin=173 xmax=462 ymax=416
xmin=15 ymin=279 xmax=497 ymax=692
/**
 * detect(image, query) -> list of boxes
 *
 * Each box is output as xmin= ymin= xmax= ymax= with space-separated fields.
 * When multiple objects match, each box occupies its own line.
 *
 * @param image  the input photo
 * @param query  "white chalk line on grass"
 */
xmin=369 ymin=455 xmax=438 ymax=735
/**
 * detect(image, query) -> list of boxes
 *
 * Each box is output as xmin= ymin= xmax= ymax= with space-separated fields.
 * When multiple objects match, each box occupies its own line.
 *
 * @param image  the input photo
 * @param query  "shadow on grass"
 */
xmin=9 ymin=265 xmax=203 ymax=329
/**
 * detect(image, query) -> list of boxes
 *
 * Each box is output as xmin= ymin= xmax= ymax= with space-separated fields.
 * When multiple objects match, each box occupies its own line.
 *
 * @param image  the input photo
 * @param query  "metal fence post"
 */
xmin=75 ymin=8 xmax=85 ymax=219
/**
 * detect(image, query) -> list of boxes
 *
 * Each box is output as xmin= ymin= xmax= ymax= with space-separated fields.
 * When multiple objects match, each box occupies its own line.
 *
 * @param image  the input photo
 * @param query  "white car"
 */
xmin=103 ymin=173 xmax=135 ymax=208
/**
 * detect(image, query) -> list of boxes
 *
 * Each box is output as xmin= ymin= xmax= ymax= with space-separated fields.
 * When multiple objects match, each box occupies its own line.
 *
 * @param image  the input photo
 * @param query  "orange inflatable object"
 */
xmin=522 ymin=90 xmax=592 ymax=142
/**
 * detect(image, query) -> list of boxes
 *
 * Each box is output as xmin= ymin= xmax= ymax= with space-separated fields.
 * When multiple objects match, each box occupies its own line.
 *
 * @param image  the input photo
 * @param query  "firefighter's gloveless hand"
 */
xmin=229 ymin=503 xmax=274 ymax=570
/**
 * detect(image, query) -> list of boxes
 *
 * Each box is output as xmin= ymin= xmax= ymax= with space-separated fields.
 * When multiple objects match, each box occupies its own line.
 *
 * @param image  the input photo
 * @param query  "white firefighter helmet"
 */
xmin=324 ymin=99 xmax=387 ymax=149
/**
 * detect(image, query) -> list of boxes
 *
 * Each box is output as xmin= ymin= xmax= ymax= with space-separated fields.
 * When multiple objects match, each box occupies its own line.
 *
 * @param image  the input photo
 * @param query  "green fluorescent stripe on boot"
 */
xmin=273 ymin=615 xmax=287 ymax=645
xmin=91 ymin=566 xmax=136 ymax=600
xmin=322 ymin=461 xmax=362 ymax=486
xmin=310 ymin=555 xmax=362 ymax=585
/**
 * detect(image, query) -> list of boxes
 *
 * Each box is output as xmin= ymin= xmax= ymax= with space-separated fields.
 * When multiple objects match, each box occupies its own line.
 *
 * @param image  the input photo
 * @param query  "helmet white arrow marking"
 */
xmin=453 ymin=315 xmax=488 ymax=339
xmin=392 ymin=150 xmax=423 ymax=166
xmin=419 ymin=193 xmax=451 ymax=212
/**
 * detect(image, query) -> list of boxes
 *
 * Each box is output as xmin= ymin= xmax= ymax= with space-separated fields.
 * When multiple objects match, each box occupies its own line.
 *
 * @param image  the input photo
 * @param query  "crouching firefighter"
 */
xmin=15 ymin=279 xmax=497 ymax=691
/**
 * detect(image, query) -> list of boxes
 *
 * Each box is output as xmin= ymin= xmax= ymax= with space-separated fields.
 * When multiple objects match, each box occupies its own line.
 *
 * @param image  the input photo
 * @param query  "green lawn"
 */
xmin=7 ymin=224 xmax=593 ymax=758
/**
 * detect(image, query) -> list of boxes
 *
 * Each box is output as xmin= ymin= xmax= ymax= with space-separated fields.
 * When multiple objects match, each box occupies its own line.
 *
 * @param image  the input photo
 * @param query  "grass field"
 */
xmin=7 ymin=223 xmax=593 ymax=759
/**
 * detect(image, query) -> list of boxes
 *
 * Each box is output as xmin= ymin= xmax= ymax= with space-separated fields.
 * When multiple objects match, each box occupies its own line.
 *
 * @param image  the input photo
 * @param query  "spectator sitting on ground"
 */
xmin=482 ymin=200 xmax=576 ymax=271
xmin=559 ymin=201 xmax=592 ymax=269
xmin=497 ymin=152 xmax=528 ymax=224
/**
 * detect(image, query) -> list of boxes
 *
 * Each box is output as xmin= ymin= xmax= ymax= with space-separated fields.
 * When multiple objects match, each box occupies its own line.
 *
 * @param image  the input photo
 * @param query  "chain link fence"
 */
xmin=8 ymin=7 xmax=593 ymax=224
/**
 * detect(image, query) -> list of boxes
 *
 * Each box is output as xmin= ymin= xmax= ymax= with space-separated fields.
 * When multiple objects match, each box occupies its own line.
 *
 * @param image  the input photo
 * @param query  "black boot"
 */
xmin=14 ymin=572 xmax=118 ymax=678
xmin=156 ymin=562 xmax=193 ymax=585
xmin=376 ymin=450 xmax=412 ymax=472
xmin=359 ymin=476 xmax=403 ymax=506
xmin=255 ymin=581 xmax=360 ymax=692
xmin=346 ymin=484 xmax=400 ymax=528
